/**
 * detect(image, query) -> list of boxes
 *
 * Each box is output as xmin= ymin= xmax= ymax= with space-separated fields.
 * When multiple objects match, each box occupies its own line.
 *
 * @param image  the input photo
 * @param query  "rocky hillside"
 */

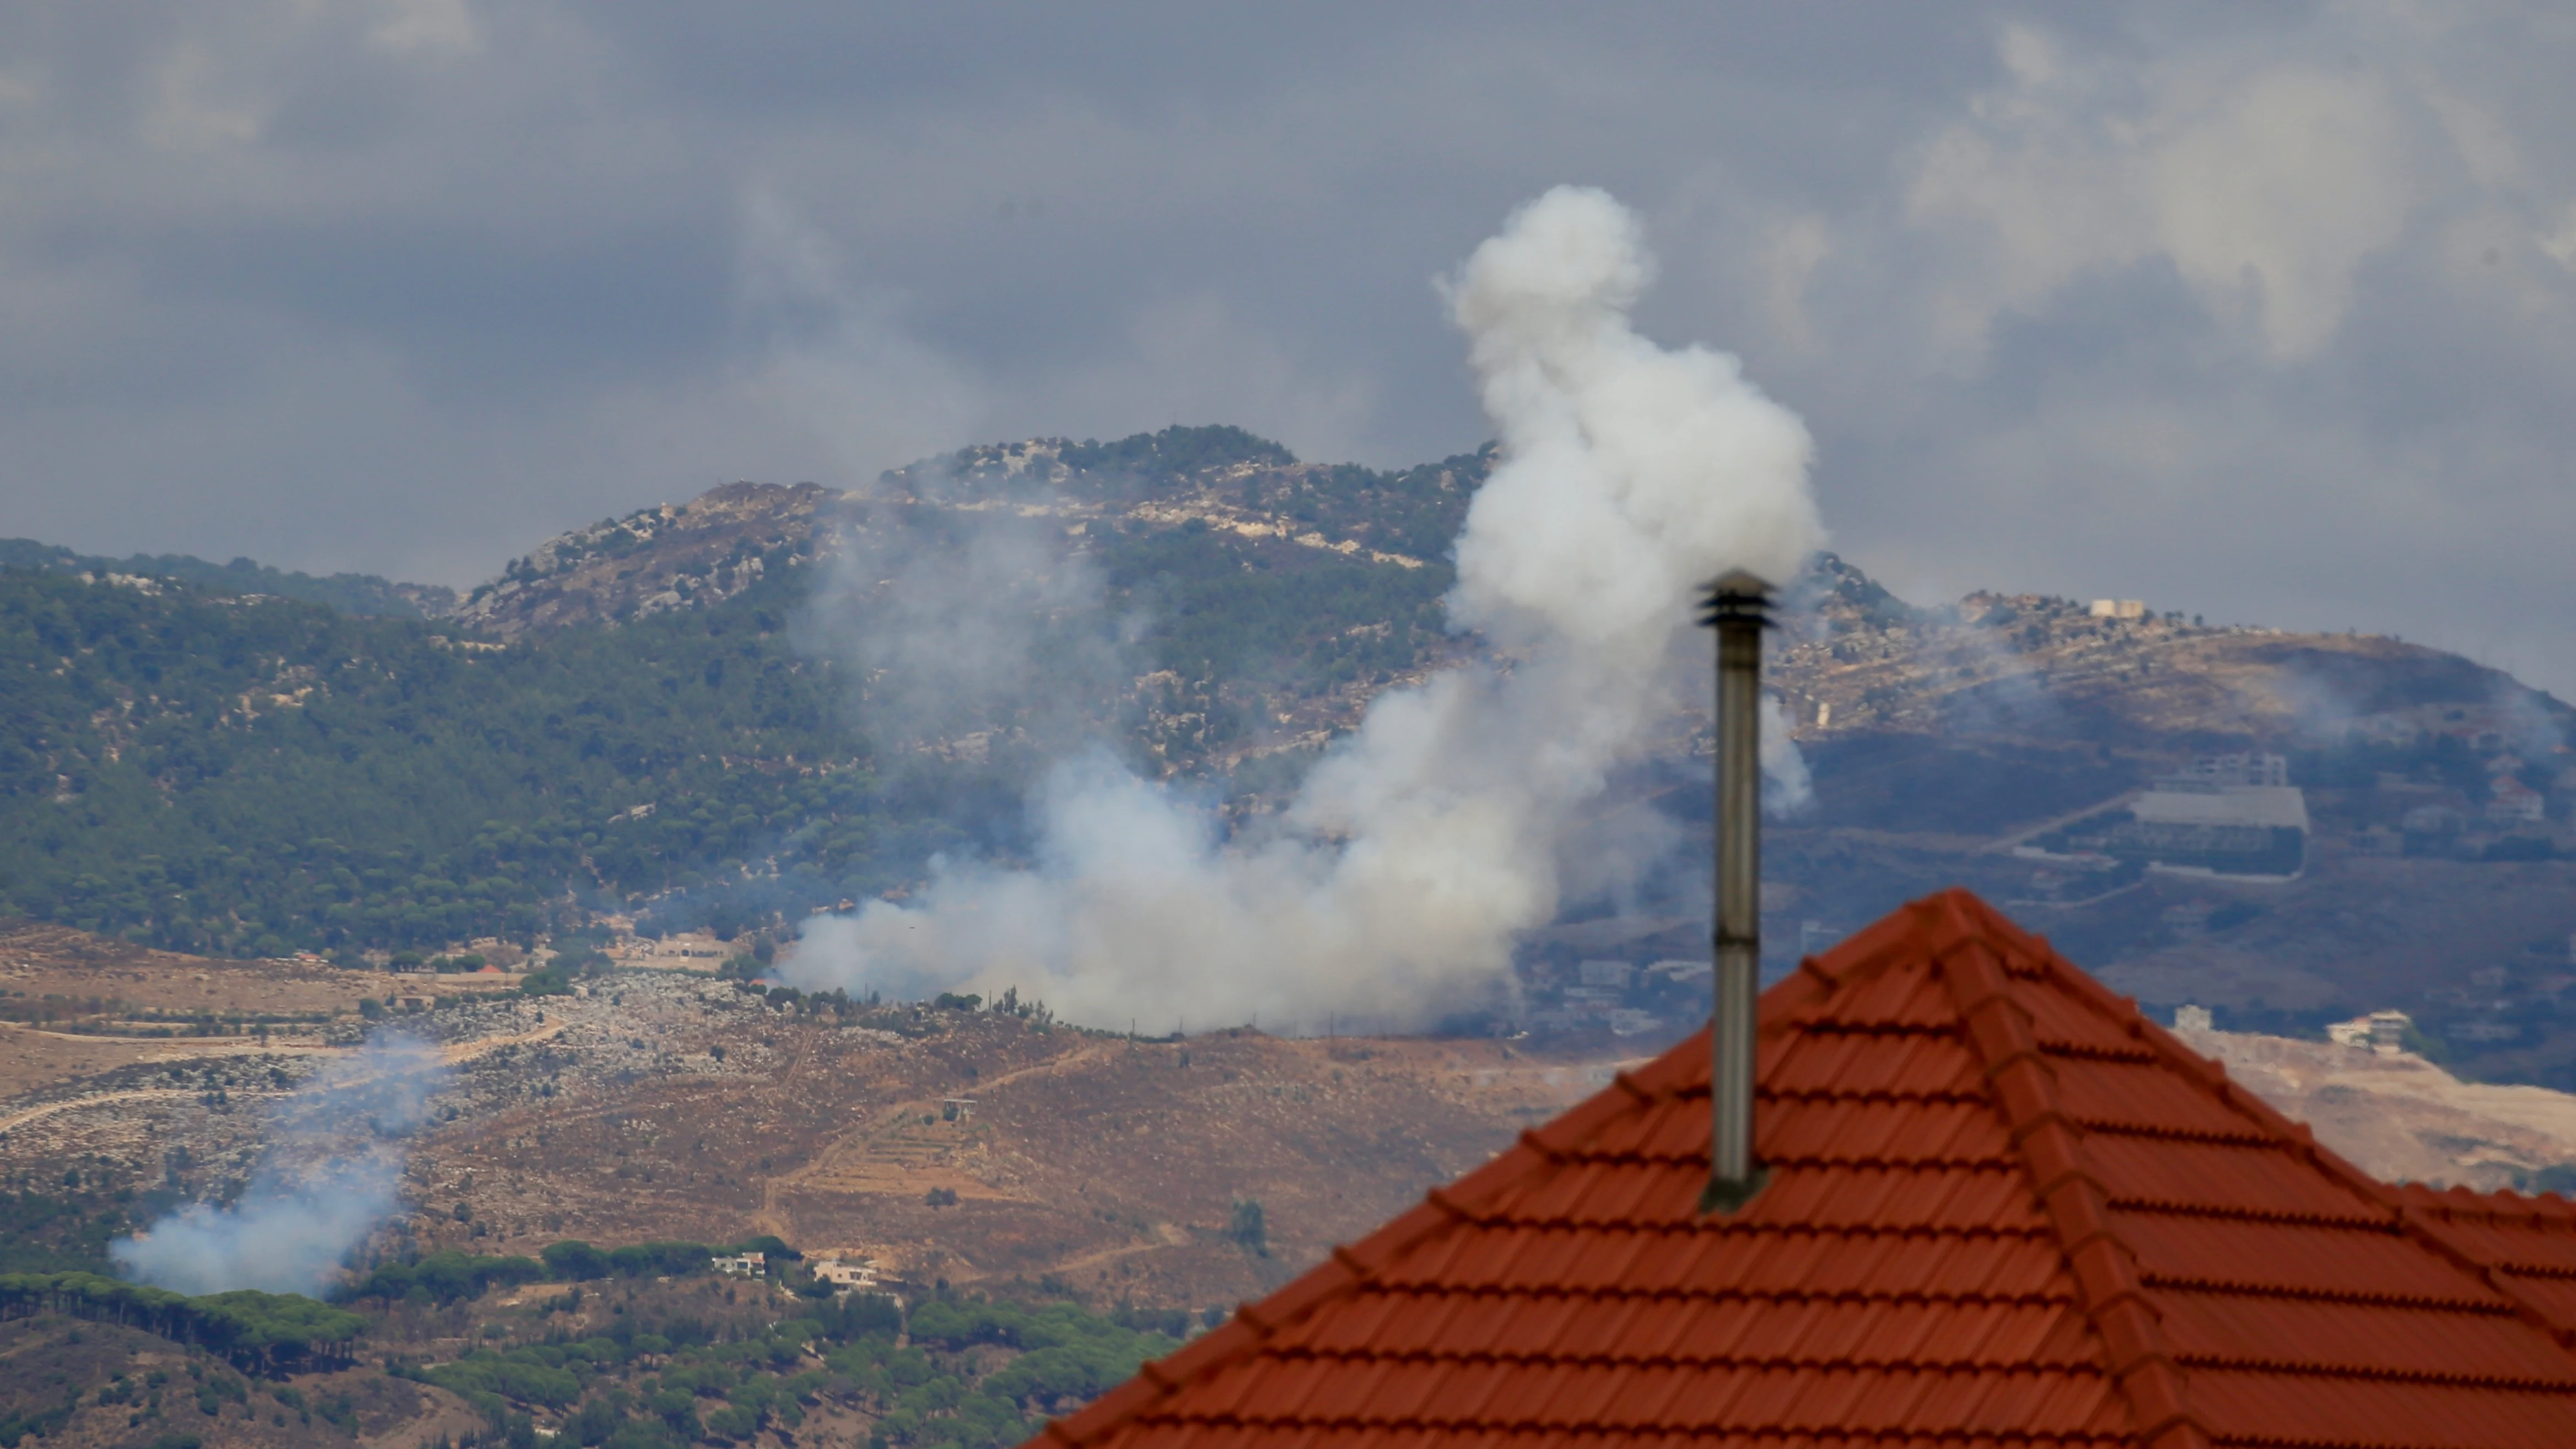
xmin=450 ymin=481 xmax=835 ymax=640
xmin=8 ymin=420 xmax=2573 ymax=1084
xmin=1770 ymin=587 xmax=2562 ymax=749
xmin=450 ymin=427 xmax=1484 ymax=644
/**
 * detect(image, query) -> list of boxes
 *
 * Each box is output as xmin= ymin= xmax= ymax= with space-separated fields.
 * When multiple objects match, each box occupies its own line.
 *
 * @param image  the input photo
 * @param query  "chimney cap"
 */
xmin=1699 ymin=570 xmax=1775 ymax=629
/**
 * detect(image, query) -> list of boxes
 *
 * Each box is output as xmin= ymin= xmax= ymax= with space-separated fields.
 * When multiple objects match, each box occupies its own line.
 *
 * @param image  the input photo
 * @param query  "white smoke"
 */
xmin=1761 ymin=693 xmax=1813 ymax=817
xmin=797 ymin=488 xmax=1133 ymax=758
xmin=785 ymin=186 xmax=1823 ymax=1030
xmin=112 ymin=1034 xmax=446 ymax=1297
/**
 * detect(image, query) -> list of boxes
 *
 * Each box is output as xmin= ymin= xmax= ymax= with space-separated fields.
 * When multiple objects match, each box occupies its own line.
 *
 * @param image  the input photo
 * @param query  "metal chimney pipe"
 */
xmin=1700 ymin=570 xmax=1771 ymax=1214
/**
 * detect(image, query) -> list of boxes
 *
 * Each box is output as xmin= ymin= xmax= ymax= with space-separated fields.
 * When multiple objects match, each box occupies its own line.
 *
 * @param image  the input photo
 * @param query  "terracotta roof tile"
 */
xmin=2052 ymin=1060 xmax=2267 ymax=1140
xmin=1032 ymin=889 xmax=2576 ymax=1449
xmin=1763 ymin=1026 xmax=1985 ymax=1098
xmin=2115 ymin=1211 xmax=2512 ymax=1307
xmin=2081 ymin=1136 xmax=2384 ymax=1220
xmin=2500 ymin=1272 xmax=2576 ymax=1329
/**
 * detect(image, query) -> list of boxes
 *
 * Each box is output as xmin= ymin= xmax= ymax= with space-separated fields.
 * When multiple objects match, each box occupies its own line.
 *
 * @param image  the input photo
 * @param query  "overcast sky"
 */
xmin=3 ymin=4 xmax=2572 ymax=694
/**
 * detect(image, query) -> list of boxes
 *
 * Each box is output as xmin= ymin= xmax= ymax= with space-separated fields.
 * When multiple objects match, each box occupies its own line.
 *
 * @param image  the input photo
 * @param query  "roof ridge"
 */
xmin=1973 ymin=896 xmax=2576 ymax=1359
xmin=1926 ymin=895 xmax=2213 ymax=1449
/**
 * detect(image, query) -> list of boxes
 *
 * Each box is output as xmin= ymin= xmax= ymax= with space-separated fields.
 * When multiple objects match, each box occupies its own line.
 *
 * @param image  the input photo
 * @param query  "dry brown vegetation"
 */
xmin=0 ymin=930 xmax=1627 ymax=1310
xmin=0 ymin=1312 xmax=470 ymax=1449
xmin=387 ymin=978 xmax=1619 ymax=1307
xmin=2184 ymin=1027 xmax=2576 ymax=1191
xmin=0 ymin=920 xmax=519 ymax=1107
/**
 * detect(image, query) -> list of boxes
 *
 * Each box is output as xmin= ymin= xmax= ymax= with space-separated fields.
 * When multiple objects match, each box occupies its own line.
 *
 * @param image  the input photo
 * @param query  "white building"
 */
xmin=2164 ymin=754 xmax=2289 ymax=789
xmin=2130 ymin=786 xmax=2309 ymax=832
xmin=1576 ymin=960 xmax=1635 ymax=989
xmin=1560 ymin=987 xmax=1622 ymax=1012
xmin=2488 ymin=778 xmax=2545 ymax=825
xmin=812 ymin=1258 xmax=879 ymax=1293
xmin=2328 ymin=1011 xmax=2415 ymax=1052
xmin=2089 ymin=599 xmax=2148 ymax=620
xmin=712 ymin=1252 xmax=766 ymax=1278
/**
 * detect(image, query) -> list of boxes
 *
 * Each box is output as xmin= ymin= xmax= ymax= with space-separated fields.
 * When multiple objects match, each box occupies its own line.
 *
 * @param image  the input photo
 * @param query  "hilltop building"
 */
xmin=2327 ymin=1009 xmax=2416 ymax=1052
xmin=2089 ymin=599 xmax=2148 ymax=620
xmin=2163 ymin=753 xmax=2289 ymax=789
xmin=1034 ymin=891 xmax=2576 ymax=1449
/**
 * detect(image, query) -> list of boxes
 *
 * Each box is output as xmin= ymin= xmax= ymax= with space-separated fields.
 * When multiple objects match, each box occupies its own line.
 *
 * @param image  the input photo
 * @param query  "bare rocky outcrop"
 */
xmin=2182 ymin=1026 xmax=2576 ymax=1191
xmin=451 ymin=482 xmax=836 ymax=640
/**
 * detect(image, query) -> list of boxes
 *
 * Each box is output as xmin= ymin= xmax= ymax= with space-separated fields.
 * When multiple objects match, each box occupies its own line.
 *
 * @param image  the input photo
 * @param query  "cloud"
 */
xmin=1903 ymin=21 xmax=2438 ymax=363
xmin=0 ymin=3 xmax=2571 ymax=702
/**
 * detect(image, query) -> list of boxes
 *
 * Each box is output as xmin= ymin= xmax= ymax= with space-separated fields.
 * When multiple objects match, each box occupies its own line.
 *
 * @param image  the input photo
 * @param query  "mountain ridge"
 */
xmin=2 ymin=422 xmax=2569 ymax=1087
xmin=0 ymin=536 xmax=456 ymax=619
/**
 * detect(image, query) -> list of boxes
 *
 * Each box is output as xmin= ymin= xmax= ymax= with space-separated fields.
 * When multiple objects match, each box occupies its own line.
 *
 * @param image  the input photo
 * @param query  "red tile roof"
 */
xmin=1032 ymin=889 xmax=2576 ymax=1449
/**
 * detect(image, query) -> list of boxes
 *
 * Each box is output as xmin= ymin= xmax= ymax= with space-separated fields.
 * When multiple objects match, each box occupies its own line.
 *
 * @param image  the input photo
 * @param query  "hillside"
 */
xmin=0 ymin=537 xmax=454 ymax=619
xmin=0 ymin=564 xmax=886 ymax=957
xmin=0 ymin=427 xmax=1484 ymax=961
xmin=0 ymin=930 xmax=1614 ymax=1449
xmin=1771 ymin=587 xmax=2553 ymax=747
xmin=5 ymin=925 xmax=2576 ymax=1449
xmin=4 ymin=420 xmax=2573 ymax=1083
xmin=6 ymin=422 xmax=2576 ymax=1449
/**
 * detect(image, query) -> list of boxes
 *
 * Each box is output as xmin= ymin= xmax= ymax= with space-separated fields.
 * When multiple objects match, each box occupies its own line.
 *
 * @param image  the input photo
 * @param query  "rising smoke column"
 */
xmin=113 ymin=1033 xmax=446 ymax=1297
xmin=785 ymin=186 xmax=1823 ymax=1031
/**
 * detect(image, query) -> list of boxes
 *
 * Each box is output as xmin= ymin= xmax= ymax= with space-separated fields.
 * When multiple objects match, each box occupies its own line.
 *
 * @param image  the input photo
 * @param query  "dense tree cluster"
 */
xmin=407 ymin=1286 xmax=1180 ymax=1449
xmin=0 ymin=536 xmax=444 ymax=618
xmin=0 ymin=1272 xmax=366 ymax=1375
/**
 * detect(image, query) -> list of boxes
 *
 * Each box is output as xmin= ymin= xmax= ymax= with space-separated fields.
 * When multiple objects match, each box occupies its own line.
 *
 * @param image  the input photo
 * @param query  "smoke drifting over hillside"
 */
xmin=112 ymin=1035 xmax=446 ymax=1296
xmin=785 ymin=187 xmax=1823 ymax=1030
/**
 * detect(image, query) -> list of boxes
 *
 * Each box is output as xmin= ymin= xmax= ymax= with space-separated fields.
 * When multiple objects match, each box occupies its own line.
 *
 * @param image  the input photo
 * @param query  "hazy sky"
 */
xmin=3 ymin=4 xmax=2572 ymax=694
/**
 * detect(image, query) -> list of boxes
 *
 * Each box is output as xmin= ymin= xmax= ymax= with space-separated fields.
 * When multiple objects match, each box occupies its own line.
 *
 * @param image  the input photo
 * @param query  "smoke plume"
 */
xmin=797 ymin=487 xmax=1135 ymax=761
xmin=785 ymin=186 xmax=1823 ymax=1030
xmin=1761 ymin=694 xmax=1813 ymax=817
xmin=112 ymin=1034 xmax=447 ymax=1297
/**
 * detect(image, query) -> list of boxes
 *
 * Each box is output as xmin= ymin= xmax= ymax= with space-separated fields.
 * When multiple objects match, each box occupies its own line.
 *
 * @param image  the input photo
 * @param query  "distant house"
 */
xmin=1031 ymin=891 xmax=2576 ymax=1449
xmin=2403 ymin=804 xmax=2466 ymax=837
xmin=2088 ymin=597 xmax=2147 ymax=619
xmin=2489 ymin=777 xmax=2546 ymax=825
xmin=710 ymin=1252 xmax=765 ymax=1278
xmin=811 ymin=1258 xmax=878 ymax=1293
xmin=2326 ymin=1009 xmax=2415 ymax=1051
xmin=1575 ymin=960 xmax=1634 ymax=989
